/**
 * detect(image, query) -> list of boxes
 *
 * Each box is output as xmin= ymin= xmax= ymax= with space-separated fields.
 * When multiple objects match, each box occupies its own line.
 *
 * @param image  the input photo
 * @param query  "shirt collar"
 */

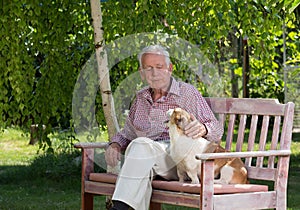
xmin=168 ymin=77 xmax=180 ymax=96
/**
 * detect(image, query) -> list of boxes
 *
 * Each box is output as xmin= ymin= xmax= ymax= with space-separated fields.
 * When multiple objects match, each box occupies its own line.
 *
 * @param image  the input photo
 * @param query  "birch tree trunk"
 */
xmin=90 ymin=0 xmax=120 ymax=208
xmin=90 ymin=0 xmax=119 ymax=138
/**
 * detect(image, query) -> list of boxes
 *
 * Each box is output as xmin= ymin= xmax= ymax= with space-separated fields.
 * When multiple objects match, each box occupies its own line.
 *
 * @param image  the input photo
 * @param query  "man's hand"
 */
xmin=184 ymin=114 xmax=207 ymax=139
xmin=105 ymin=142 xmax=121 ymax=167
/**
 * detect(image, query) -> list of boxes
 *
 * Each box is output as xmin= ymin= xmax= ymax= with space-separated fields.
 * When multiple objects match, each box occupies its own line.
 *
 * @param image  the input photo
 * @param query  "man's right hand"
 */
xmin=105 ymin=142 xmax=121 ymax=167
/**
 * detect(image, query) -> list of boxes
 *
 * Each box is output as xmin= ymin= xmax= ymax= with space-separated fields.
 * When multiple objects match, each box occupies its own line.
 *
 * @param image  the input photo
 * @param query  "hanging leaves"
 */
xmin=1 ymin=0 xmax=299 ymax=152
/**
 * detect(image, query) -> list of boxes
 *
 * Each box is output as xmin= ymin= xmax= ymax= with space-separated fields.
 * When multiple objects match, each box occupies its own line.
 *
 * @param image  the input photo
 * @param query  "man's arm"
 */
xmin=181 ymin=84 xmax=224 ymax=142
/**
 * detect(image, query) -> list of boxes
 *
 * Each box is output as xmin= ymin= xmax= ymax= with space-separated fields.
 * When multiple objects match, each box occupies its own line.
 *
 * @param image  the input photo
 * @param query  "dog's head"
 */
xmin=166 ymin=108 xmax=191 ymax=132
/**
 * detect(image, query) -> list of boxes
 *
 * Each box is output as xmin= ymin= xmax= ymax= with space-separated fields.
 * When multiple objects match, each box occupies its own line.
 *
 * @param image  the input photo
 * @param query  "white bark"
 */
xmin=90 ymin=0 xmax=120 ymax=139
xmin=90 ymin=1 xmax=120 ymax=208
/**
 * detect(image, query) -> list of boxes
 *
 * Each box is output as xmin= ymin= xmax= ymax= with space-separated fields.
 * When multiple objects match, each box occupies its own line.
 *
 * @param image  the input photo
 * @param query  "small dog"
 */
xmin=166 ymin=108 xmax=248 ymax=184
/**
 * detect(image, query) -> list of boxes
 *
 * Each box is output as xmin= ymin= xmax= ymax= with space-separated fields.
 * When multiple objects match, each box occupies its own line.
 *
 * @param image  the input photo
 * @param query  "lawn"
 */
xmin=0 ymin=128 xmax=83 ymax=210
xmin=0 ymin=127 xmax=299 ymax=209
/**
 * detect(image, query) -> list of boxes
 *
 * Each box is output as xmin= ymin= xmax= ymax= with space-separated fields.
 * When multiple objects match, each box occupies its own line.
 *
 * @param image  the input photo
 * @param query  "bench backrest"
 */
xmin=205 ymin=97 xmax=295 ymax=181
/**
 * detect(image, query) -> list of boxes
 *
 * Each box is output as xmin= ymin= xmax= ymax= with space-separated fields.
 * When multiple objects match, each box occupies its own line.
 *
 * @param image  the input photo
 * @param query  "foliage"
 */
xmin=1 ymin=0 xmax=300 ymax=152
xmin=101 ymin=0 xmax=299 ymax=98
xmin=0 ymin=1 xmax=93 ymax=152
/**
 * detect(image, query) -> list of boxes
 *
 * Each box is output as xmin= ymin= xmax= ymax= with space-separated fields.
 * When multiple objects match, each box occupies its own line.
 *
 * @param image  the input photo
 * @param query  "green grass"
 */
xmin=0 ymin=128 xmax=299 ymax=209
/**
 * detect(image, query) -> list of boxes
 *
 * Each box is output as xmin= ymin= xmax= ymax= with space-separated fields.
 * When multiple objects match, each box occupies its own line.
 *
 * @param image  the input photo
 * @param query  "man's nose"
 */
xmin=151 ymin=68 xmax=159 ymax=76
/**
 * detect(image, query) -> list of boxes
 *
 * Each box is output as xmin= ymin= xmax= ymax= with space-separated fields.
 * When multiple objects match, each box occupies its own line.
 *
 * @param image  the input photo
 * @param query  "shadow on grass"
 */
xmin=0 ymin=152 xmax=83 ymax=183
xmin=292 ymin=131 xmax=300 ymax=141
xmin=0 ymin=151 xmax=108 ymax=209
xmin=0 ymin=152 xmax=100 ymax=209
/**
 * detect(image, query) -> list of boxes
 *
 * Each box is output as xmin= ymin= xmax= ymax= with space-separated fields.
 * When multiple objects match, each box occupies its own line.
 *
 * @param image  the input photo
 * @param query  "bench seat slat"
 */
xmin=89 ymin=173 xmax=268 ymax=195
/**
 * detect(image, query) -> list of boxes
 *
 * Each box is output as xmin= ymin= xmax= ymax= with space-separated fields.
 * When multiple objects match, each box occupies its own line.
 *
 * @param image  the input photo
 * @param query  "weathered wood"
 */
xmin=81 ymin=148 xmax=94 ymax=210
xmin=149 ymin=202 xmax=162 ymax=210
xmin=74 ymin=142 xmax=108 ymax=149
xmin=85 ymin=181 xmax=115 ymax=195
xmin=150 ymin=190 xmax=200 ymax=208
xmin=89 ymin=172 xmax=268 ymax=194
xmin=75 ymin=98 xmax=294 ymax=210
xmin=246 ymin=167 xmax=278 ymax=181
xmin=236 ymin=114 xmax=246 ymax=151
xmin=196 ymin=150 xmax=291 ymax=160
xmin=213 ymin=191 xmax=277 ymax=210
xmin=225 ymin=114 xmax=235 ymax=150
xmin=268 ymin=115 xmax=281 ymax=168
xmin=204 ymin=97 xmax=285 ymax=115
xmin=201 ymin=160 xmax=214 ymax=210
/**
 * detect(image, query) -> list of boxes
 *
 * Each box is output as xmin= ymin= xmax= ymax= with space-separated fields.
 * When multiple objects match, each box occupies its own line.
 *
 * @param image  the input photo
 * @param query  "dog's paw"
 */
xmin=190 ymin=179 xmax=200 ymax=184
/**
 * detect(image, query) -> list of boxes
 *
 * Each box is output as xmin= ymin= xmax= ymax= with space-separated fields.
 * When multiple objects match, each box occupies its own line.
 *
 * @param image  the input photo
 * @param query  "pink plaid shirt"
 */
xmin=111 ymin=78 xmax=223 ymax=149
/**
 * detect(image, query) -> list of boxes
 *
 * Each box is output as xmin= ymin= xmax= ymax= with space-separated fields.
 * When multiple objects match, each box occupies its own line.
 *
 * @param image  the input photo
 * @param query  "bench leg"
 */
xmin=201 ymin=160 xmax=214 ymax=210
xmin=83 ymin=193 xmax=93 ymax=210
xmin=81 ymin=148 xmax=94 ymax=210
xmin=150 ymin=202 xmax=162 ymax=210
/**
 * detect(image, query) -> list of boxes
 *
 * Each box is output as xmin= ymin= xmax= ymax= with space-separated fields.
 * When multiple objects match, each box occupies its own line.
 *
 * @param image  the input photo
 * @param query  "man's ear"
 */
xmin=139 ymin=67 xmax=145 ymax=80
xmin=168 ymin=63 xmax=173 ymax=73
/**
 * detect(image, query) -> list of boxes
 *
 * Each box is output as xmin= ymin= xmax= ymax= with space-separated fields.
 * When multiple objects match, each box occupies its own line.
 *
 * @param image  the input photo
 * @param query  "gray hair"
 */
xmin=138 ymin=45 xmax=171 ymax=67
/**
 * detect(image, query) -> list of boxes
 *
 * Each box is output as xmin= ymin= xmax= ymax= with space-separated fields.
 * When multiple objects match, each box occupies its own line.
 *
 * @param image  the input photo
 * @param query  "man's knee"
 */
xmin=125 ymin=137 xmax=154 ymax=158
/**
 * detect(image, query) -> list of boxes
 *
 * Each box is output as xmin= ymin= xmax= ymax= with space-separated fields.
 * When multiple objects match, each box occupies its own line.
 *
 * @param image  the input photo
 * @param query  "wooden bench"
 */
xmin=75 ymin=97 xmax=295 ymax=210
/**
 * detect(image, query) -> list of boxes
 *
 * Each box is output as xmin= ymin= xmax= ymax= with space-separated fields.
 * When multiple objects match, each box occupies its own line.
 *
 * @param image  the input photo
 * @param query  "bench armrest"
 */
xmin=195 ymin=150 xmax=291 ymax=160
xmin=74 ymin=142 xmax=109 ymax=149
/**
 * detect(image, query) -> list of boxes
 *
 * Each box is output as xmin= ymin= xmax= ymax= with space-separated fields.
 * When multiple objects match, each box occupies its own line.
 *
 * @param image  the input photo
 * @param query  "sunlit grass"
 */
xmin=0 ymin=127 xmax=39 ymax=166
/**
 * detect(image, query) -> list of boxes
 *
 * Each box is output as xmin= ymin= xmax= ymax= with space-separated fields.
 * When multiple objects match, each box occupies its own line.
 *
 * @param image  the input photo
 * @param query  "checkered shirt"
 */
xmin=111 ymin=77 xmax=224 ymax=149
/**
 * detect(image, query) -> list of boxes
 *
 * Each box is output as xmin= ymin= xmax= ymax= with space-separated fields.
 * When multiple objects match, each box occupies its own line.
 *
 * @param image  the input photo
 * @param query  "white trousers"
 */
xmin=112 ymin=137 xmax=178 ymax=210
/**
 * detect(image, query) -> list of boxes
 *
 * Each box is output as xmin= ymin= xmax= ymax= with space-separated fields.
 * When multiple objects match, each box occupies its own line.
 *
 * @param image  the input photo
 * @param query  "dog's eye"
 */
xmin=177 ymin=118 xmax=182 ymax=123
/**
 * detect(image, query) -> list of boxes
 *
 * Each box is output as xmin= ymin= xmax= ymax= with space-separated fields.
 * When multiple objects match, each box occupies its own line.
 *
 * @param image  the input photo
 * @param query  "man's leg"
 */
xmin=112 ymin=137 xmax=176 ymax=210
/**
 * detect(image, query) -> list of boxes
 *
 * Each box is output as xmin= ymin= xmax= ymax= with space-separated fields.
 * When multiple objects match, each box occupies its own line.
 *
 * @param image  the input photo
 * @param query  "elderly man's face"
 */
xmin=139 ymin=53 xmax=172 ymax=91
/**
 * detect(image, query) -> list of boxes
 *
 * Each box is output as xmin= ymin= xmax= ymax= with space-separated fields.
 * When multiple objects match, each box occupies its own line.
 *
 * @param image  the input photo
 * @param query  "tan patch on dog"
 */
xmin=213 ymin=146 xmax=249 ymax=184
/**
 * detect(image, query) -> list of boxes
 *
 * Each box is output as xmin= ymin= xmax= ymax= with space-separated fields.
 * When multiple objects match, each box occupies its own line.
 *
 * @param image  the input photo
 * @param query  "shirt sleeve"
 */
xmin=181 ymin=84 xmax=224 ymax=143
xmin=198 ymin=100 xmax=224 ymax=143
